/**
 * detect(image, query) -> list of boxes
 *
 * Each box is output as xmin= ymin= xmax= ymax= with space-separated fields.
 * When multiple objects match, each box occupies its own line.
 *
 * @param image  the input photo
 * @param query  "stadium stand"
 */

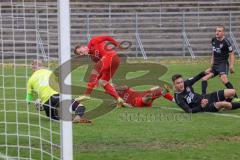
xmin=0 ymin=0 xmax=240 ymax=58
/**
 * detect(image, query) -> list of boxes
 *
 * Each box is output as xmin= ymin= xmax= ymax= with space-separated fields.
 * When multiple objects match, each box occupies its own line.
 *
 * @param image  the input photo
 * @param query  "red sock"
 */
xmin=84 ymin=83 xmax=95 ymax=95
xmin=103 ymin=83 xmax=120 ymax=99
xmin=164 ymin=93 xmax=174 ymax=101
xmin=84 ymin=73 xmax=99 ymax=95
xmin=151 ymin=89 xmax=163 ymax=99
xmin=88 ymin=73 xmax=98 ymax=85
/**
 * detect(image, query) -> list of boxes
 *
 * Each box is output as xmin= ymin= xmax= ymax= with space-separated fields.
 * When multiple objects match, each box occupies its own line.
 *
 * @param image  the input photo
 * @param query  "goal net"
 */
xmin=0 ymin=1 xmax=62 ymax=159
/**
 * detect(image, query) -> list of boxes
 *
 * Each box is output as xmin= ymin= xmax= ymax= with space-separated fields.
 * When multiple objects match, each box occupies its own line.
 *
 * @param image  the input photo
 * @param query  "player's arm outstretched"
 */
xmin=229 ymin=51 xmax=235 ymax=74
xmin=89 ymin=35 xmax=120 ymax=49
xmin=175 ymin=95 xmax=202 ymax=113
xmin=96 ymin=35 xmax=119 ymax=46
xmin=210 ymin=52 xmax=214 ymax=67
xmin=225 ymin=37 xmax=235 ymax=74
xmin=89 ymin=35 xmax=128 ymax=51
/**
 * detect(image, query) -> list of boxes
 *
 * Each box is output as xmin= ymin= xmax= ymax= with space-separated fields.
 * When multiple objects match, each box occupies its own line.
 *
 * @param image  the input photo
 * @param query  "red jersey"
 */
xmin=87 ymin=35 xmax=119 ymax=63
xmin=117 ymin=87 xmax=163 ymax=107
xmin=117 ymin=87 xmax=141 ymax=107
xmin=116 ymin=86 xmax=174 ymax=107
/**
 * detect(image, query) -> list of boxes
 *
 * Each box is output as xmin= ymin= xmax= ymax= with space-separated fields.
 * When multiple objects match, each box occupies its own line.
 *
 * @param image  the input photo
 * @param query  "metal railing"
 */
xmin=82 ymin=11 xmax=240 ymax=58
xmin=135 ymin=13 xmax=147 ymax=59
xmin=136 ymin=32 xmax=147 ymax=60
xmin=36 ymin=13 xmax=48 ymax=61
xmin=182 ymin=12 xmax=195 ymax=59
xmin=230 ymin=32 xmax=240 ymax=57
xmin=182 ymin=31 xmax=195 ymax=59
xmin=1 ymin=6 xmax=240 ymax=58
xmin=36 ymin=29 xmax=48 ymax=61
xmin=229 ymin=12 xmax=240 ymax=57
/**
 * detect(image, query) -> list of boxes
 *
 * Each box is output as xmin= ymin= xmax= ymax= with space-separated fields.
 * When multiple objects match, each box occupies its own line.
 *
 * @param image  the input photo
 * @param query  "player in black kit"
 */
xmin=201 ymin=26 xmax=239 ymax=101
xmin=172 ymin=72 xmax=240 ymax=113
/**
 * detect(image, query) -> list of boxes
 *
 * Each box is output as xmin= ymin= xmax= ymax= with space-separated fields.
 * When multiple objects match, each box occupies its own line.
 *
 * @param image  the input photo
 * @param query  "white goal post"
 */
xmin=0 ymin=0 xmax=73 ymax=159
xmin=58 ymin=0 xmax=73 ymax=160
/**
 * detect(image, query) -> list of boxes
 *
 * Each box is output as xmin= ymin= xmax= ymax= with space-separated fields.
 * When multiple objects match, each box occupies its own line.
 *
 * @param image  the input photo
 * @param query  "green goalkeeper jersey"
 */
xmin=26 ymin=68 xmax=59 ymax=104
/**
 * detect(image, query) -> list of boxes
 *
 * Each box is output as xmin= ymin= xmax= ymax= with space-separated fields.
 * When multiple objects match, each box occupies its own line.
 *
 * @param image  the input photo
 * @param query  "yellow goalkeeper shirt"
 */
xmin=26 ymin=68 xmax=59 ymax=104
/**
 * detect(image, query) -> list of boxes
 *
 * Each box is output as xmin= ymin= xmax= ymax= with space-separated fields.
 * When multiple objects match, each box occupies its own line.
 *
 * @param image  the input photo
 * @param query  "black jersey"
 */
xmin=212 ymin=37 xmax=233 ymax=65
xmin=174 ymin=72 xmax=206 ymax=113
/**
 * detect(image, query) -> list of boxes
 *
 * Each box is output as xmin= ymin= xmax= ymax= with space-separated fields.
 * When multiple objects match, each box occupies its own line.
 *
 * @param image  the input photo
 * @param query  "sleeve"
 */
xmin=211 ymin=38 xmax=215 ymax=54
xmin=175 ymin=94 xmax=202 ymax=113
xmin=225 ymin=38 xmax=233 ymax=53
xmin=26 ymin=77 xmax=33 ymax=102
xmin=211 ymin=37 xmax=214 ymax=45
xmin=94 ymin=35 xmax=119 ymax=46
xmin=49 ymin=72 xmax=60 ymax=92
xmin=184 ymin=71 xmax=206 ymax=86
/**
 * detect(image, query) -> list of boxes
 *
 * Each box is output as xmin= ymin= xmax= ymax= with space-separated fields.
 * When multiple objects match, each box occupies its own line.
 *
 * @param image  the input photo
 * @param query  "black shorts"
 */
xmin=202 ymin=90 xmax=225 ymax=112
xmin=43 ymin=94 xmax=60 ymax=120
xmin=211 ymin=63 xmax=229 ymax=77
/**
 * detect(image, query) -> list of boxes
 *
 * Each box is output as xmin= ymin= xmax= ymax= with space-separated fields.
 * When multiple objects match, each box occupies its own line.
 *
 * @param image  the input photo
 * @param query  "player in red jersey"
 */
xmin=114 ymin=84 xmax=175 ymax=108
xmin=74 ymin=35 xmax=125 ymax=107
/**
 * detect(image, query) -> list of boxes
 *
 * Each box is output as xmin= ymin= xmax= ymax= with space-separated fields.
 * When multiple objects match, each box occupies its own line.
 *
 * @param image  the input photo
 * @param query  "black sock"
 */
xmin=225 ymin=82 xmax=234 ymax=89
xmin=71 ymin=100 xmax=80 ymax=111
xmin=226 ymin=98 xmax=232 ymax=102
xmin=231 ymin=102 xmax=240 ymax=110
xmin=201 ymin=81 xmax=207 ymax=95
xmin=71 ymin=100 xmax=86 ymax=117
xmin=75 ymin=105 xmax=86 ymax=117
xmin=225 ymin=82 xmax=238 ymax=98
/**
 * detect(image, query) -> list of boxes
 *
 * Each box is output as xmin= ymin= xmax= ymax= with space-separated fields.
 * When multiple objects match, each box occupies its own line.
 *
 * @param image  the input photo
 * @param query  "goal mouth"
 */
xmin=0 ymin=2 xmax=61 ymax=160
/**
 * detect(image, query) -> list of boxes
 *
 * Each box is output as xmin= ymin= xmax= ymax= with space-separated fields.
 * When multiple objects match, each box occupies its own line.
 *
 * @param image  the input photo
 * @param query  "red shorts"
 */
xmin=134 ymin=96 xmax=152 ymax=107
xmin=94 ymin=54 xmax=120 ymax=81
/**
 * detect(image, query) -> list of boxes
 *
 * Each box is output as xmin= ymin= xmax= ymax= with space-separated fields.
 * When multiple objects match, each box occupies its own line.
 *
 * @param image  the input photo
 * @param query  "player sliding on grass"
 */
xmin=114 ymin=84 xmax=175 ymax=108
xmin=172 ymin=72 xmax=240 ymax=113
xmin=26 ymin=60 xmax=91 ymax=123
xmin=74 ymin=35 xmax=126 ymax=107
xmin=201 ymin=25 xmax=240 ymax=102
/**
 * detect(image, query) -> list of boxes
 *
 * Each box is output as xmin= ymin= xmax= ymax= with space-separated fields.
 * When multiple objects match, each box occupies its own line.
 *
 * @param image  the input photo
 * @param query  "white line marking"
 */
xmin=161 ymin=107 xmax=240 ymax=119
xmin=206 ymin=112 xmax=240 ymax=119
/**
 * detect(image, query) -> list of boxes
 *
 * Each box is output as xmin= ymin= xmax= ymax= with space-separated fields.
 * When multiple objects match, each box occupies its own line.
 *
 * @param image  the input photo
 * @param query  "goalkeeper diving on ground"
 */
xmin=26 ymin=60 xmax=91 ymax=123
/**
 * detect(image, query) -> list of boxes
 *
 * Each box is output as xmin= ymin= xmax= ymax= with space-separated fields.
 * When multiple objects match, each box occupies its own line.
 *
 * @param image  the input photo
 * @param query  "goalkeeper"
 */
xmin=26 ymin=60 xmax=91 ymax=123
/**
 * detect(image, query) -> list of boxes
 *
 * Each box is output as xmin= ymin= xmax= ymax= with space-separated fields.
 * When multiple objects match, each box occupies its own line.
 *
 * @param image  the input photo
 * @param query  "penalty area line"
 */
xmin=160 ymin=106 xmax=240 ymax=119
xmin=205 ymin=112 xmax=240 ymax=119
